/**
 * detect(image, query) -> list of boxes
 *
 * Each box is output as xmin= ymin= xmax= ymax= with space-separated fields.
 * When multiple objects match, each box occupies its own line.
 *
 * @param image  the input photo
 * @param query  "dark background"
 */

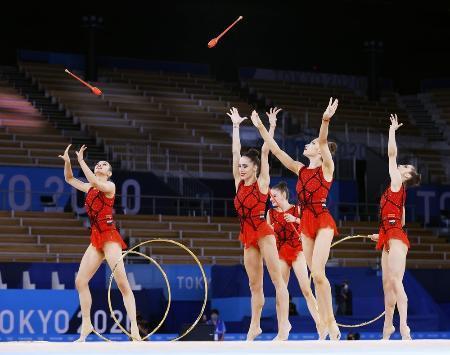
xmin=1 ymin=1 xmax=449 ymax=92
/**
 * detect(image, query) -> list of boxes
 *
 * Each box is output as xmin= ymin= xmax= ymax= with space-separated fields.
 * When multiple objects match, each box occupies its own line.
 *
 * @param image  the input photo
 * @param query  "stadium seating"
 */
xmin=0 ymin=210 xmax=448 ymax=269
xmin=18 ymin=62 xmax=256 ymax=177
xmin=3 ymin=63 xmax=448 ymax=182
xmin=243 ymin=78 xmax=449 ymax=183
xmin=429 ymin=89 xmax=450 ymax=129
xmin=0 ymin=79 xmax=69 ymax=166
xmin=0 ymin=62 xmax=448 ymax=269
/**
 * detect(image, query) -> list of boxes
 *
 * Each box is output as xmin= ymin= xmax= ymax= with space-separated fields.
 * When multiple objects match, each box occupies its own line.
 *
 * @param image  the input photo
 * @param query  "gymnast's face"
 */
xmin=94 ymin=161 xmax=112 ymax=178
xmin=398 ymin=164 xmax=414 ymax=182
xmin=303 ymin=138 xmax=321 ymax=158
xmin=238 ymin=156 xmax=257 ymax=180
xmin=270 ymin=188 xmax=287 ymax=207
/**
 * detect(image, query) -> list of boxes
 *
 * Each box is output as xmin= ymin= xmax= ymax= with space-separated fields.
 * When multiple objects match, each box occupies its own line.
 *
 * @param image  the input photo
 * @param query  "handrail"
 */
xmin=0 ymin=189 xmax=419 ymax=222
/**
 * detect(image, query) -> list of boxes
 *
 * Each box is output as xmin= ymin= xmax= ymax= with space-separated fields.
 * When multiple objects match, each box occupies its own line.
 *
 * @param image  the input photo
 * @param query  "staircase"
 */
xmin=399 ymin=95 xmax=446 ymax=142
xmin=398 ymin=94 xmax=450 ymax=183
xmin=1 ymin=66 xmax=115 ymax=168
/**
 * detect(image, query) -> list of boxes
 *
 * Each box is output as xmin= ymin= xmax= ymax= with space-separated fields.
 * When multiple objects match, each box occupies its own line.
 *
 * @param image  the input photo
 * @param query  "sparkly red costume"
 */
xmin=234 ymin=180 xmax=274 ymax=249
xmin=296 ymin=166 xmax=338 ymax=239
xmin=376 ymin=184 xmax=409 ymax=251
xmin=85 ymin=187 xmax=127 ymax=251
xmin=269 ymin=205 xmax=302 ymax=267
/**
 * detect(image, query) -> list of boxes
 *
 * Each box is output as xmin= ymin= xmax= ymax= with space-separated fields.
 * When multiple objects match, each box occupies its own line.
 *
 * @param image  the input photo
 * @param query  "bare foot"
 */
xmin=382 ymin=325 xmax=395 ymax=340
xmin=273 ymin=322 xmax=291 ymax=341
xmin=75 ymin=322 xmax=94 ymax=342
xmin=400 ymin=325 xmax=412 ymax=340
xmin=247 ymin=326 xmax=262 ymax=341
xmin=317 ymin=322 xmax=329 ymax=340
xmin=130 ymin=323 xmax=142 ymax=341
xmin=328 ymin=321 xmax=341 ymax=341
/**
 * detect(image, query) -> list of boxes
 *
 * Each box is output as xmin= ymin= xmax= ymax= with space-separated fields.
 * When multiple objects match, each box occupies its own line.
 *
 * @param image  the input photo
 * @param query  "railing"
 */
xmin=293 ymin=143 xmax=359 ymax=181
xmin=0 ymin=190 xmax=236 ymax=218
xmin=337 ymin=202 xmax=417 ymax=223
xmin=342 ymin=124 xmax=437 ymax=183
xmin=107 ymin=143 xmax=230 ymax=176
xmin=290 ymin=112 xmax=438 ymax=183
xmin=0 ymin=190 xmax=418 ymax=223
xmin=165 ymin=174 xmax=213 ymax=199
xmin=107 ymin=144 xmax=217 ymax=197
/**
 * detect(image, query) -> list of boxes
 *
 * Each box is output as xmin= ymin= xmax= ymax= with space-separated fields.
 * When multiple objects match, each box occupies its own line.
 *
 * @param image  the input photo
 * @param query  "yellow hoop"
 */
xmin=92 ymin=329 xmax=111 ymax=342
xmin=108 ymin=239 xmax=208 ymax=341
xmin=107 ymin=249 xmax=172 ymax=341
xmin=309 ymin=234 xmax=385 ymax=328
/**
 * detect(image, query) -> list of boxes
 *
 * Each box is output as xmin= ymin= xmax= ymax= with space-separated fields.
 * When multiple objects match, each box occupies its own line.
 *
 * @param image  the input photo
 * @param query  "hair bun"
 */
xmin=277 ymin=181 xmax=288 ymax=189
xmin=242 ymin=148 xmax=262 ymax=176
xmin=328 ymin=141 xmax=338 ymax=155
xmin=245 ymin=148 xmax=260 ymax=158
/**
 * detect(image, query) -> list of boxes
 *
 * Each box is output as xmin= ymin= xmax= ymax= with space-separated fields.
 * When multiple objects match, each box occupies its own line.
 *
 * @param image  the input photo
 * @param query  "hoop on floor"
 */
xmin=107 ymin=249 xmax=172 ymax=341
xmin=92 ymin=329 xmax=111 ymax=342
xmin=87 ymin=251 xmax=169 ymax=342
xmin=307 ymin=235 xmax=385 ymax=328
xmin=108 ymin=239 xmax=208 ymax=341
xmin=270 ymin=186 xmax=385 ymax=329
xmin=332 ymin=235 xmax=385 ymax=328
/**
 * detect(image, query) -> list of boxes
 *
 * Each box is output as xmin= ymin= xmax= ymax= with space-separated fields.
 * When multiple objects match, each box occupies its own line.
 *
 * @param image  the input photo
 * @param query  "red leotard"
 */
xmin=376 ymin=184 xmax=409 ymax=251
xmin=85 ymin=187 xmax=127 ymax=251
xmin=269 ymin=205 xmax=302 ymax=267
xmin=296 ymin=166 xmax=338 ymax=239
xmin=234 ymin=180 xmax=274 ymax=249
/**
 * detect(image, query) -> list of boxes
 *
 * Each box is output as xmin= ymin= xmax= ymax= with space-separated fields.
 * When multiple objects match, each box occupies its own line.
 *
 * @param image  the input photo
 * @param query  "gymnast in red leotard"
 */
xmin=267 ymin=181 xmax=320 ymax=333
xmin=59 ymin=144 xmax=141 ymax=342
xmin=369 ymin=114 xmax=421 ymax=341
xmin=229 ymin=107 xmax=291 ymax=341
xmin=295 ymin=163 xmax=338 ymax=241
xmin=251 ymin=98 xmax=341 ymax=340
xmin=85 ymin=185 xmax=127 ymax=251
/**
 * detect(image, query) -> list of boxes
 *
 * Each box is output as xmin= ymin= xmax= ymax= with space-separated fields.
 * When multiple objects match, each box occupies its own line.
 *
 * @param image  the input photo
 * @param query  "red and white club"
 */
xmin=64 ymin=69 xmax=103 ymax=96
xmin=208 ymin=15 xmax=243 ymax=48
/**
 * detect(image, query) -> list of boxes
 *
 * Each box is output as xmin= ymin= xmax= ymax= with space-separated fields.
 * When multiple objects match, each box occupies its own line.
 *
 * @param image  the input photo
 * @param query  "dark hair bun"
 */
xmin=242 ymin=148 xmax=261 ymax=176
xmin=245 ymin=148 xmax=260 ymax=158
xmin=328 ymin=141 xmax=338 ymax=155
xmin=277 ymin=181 xmax=288 ymax=189
xmin=405 ymin=169 xmax=421 ymax=188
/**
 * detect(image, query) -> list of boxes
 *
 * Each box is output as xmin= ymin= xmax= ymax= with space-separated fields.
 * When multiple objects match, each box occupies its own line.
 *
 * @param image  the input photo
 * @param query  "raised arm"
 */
xmin=58 ymin=144 xmax=91 ymax=193
xmin=387 ymin=114 xmax=403 ymax=192
xmin=258 ymin=108 xmax=279 ymax=192
xmin=250 ymin=111 xmax=270 ymax=193
xmin=261 ymin=107 xmax=279 ymax=156
xmin=226 ymin=107 xmax=248 ymax=190
xmin=76 ymin=145 xmax=115 ymax=196
xmin=250 ymin=108 xmax=303 ymax=175
xmin=318 ymin=97 xmax=338 ymax=182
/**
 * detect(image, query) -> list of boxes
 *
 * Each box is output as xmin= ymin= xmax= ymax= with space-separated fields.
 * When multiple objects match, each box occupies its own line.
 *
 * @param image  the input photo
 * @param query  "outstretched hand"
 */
xmin=266 ymin=107 xmax=282 ymax=127
xmin=58 ymin=144 xmax=71 ymax=163
xmin=227 ymin=107 xmax=248 ymax=125
xmin=75 ymin=145 xmax=87 ymax=162
xmin=250 ymin=110 xmax=263 ymax=128
xmin=389 ymin=113 xmax=403 ymax=131
xmin=323 ymin=97 xmax=339 ymax=121
xmin=369 ymin=234 xmax=379 ymax=242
